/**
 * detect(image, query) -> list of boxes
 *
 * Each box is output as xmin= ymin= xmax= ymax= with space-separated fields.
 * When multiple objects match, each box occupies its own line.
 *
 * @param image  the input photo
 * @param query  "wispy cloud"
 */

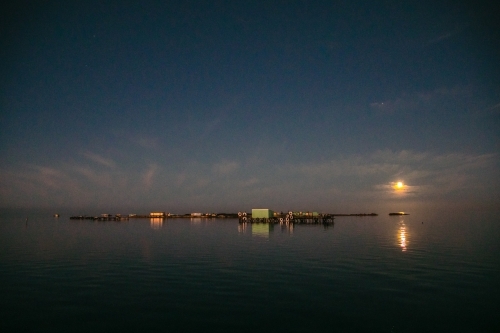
xmin=369 ymin=101 xmax=400 ymax=115
xmin=175 ymin=173 xmax=187 ymax=187
xmin=238 ymin=177 xmax=259 ymax=187
xmin=0 ymin=149 xmax=497 ymax=210
xmin=489 ymin=102 xmax=500 ymax=110
xmin=131 ymin=136 xmax=158 ymax=149
xmin=74 ymin=166 xmax=113 ymax=188
xmin=0 ymin=165 xmax=86 ymax=207
xmin=485 ymin=102 xmax=500 ymax=114
xmin=212 ymin=160 xmax=239 ymax=175
xmin=142 ymin=164 xmax=158 ymax=189
xmin=281 ymin=150 xmax=499 ymax=200
xmin=427 ymin=24 xmax=468 ymax=45
xmin=428 ymin=32 xmax=453 ymax=44
xmin=82 ymin=151 xmax=116 ymax=168
xmin=369 ymin=86 xmax=473 ymax=116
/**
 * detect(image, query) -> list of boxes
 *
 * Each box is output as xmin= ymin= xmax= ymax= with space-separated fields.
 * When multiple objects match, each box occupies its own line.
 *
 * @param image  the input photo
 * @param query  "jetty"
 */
xmin=332 ymin=213 xmax=378 ymax=217
xmin=238 ymin=210 xmax=335 ymax=224
xmin=68 ymin=209 xmax=380 ymax=223
xmin=69 ymin=214 xmax=129 ymax=221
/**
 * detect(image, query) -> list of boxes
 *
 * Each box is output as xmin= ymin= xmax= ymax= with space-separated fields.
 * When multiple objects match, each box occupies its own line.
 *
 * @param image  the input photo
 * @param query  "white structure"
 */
xmin=252 ymin=209 xmax=274 ymax=219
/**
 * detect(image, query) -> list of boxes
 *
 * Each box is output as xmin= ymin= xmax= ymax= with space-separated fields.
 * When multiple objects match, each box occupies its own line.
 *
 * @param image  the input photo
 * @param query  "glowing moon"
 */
xmin=396 ymin=182 xmax=403 ymax=188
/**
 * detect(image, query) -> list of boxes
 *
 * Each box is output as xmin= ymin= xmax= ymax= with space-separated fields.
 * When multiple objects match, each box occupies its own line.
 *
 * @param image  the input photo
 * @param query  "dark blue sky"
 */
xmin=1 ymin=0 xmax=499 ymax=213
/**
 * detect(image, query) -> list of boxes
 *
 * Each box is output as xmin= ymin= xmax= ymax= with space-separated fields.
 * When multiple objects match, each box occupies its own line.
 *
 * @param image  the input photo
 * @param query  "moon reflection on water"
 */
xmin=398 ymin=219 xmax=408 ymax=251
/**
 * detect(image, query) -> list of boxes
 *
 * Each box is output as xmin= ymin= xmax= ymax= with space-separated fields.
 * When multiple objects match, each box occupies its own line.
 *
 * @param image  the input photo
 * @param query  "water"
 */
xmin=1 ymin=209 xmax=499 ymax=332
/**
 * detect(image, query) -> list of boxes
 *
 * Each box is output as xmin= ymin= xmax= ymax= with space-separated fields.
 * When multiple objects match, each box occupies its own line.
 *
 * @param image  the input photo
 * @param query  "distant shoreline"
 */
xmin=67 ymin=212 xmax=380 ymax=220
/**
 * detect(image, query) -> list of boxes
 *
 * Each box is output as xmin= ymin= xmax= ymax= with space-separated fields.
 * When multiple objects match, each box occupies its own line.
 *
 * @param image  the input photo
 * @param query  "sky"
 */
xmin=1 ymin=0 xmax=499 ymax=213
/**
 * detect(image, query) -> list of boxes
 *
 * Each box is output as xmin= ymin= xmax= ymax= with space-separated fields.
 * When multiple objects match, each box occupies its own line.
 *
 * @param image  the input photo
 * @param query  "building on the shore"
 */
xmin=251 ymin=209 xmax=274 ymax=219
xmin=291 ymin=211 xmax=319 ymax=217
xmin=150 ymin=212 xmax=166 ymax=218
xmin=304 ymin=211 xmax=319 ymax=217
xmin=191 ymin=213 xmax=202 ymax=217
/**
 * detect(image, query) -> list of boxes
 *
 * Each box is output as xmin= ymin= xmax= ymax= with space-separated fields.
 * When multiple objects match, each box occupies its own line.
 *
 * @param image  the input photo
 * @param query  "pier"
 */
xmin=69 ymin=214 xmax=129 ymax=221
xmin=67 ymin=210 xmax=381 ymax=223
xmin=237 ymin=211 xmax=335 ymax=224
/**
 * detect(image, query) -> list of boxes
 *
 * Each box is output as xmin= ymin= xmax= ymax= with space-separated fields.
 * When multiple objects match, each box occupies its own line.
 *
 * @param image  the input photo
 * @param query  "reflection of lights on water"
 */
xmin=150 ymin=218 xmax=163 ymax=229
xmin=398 ymin=221 xmax=408 ymax=251
xmin=400 ymin=227 xmax=407 ymax=251
xmin=240 ymin=222 xmax=297 ymax=235
xmin=252 ymin=223 xmax=270 ymax=238
xmin=278 ymin=220 xmax=294 ymax=234
xmin=238 ymin=222 xmax=247 ymax=233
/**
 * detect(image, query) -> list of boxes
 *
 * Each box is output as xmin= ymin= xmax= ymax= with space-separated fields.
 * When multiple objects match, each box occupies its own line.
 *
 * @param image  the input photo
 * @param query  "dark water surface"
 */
xmin=1 ymin=209 xmax=499 ymax=332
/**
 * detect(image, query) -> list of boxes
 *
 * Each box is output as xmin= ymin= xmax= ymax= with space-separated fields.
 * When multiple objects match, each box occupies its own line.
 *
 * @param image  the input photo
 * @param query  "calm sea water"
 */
xmin=1 ymin=209 xmax=499 ymax=332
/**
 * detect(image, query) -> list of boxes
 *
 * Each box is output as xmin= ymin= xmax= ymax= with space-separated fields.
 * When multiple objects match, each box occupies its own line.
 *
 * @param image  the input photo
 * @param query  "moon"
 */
xmin=396 ymin=181 xmax=404 ymax=189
